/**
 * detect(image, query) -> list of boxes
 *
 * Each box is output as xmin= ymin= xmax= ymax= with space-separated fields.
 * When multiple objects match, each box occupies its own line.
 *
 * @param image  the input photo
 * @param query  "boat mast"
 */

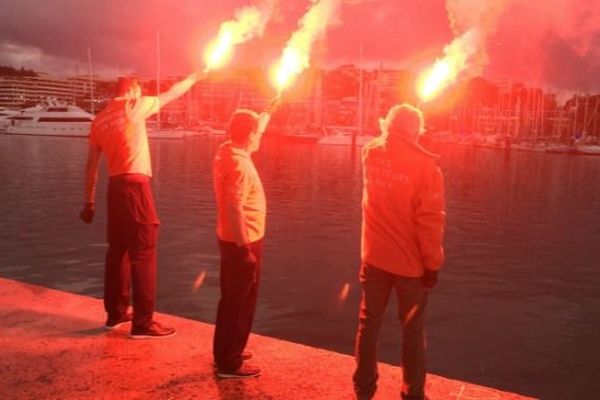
xmin=583 ymin=91 xmax=590 ymax=138
xmin=353 ymin=40 xmax=364 ymax=147
xmin=156 ymin=27 xmax=161 ymax=130
xmin=87 ymin=46 xmax=95 ymax=115
xmin=540 ymin=90 xmax=545 ymax=139
xmin=314 ymin=69 xmax=322 ymax=128
xmin=572 ymin=89 xmax=578 ymax=138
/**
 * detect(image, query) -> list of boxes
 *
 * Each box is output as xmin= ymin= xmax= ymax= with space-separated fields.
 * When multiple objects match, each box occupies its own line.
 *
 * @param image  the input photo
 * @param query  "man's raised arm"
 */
xmin=157 ymin=71 xmax=205 ymax=109
xmin=255 ymin=96 xmax=282 ymax=140
xmin=134 ymin=71 xmax=206 ymax=120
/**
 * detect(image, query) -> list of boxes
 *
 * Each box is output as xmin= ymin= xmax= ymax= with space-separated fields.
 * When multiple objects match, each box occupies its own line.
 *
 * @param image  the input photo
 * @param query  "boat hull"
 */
xmin=6 ymin=124 xmax=90 ymax=138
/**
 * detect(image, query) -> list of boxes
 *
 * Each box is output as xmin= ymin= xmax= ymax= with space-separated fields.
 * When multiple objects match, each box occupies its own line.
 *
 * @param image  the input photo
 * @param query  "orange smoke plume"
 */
xmin=271 ymin=0 xmax=341 ymax=93
xmin=203 ymin=2 xmax=275 ymax=72
xmin=417 ymin=0 xmax=510 ymax=102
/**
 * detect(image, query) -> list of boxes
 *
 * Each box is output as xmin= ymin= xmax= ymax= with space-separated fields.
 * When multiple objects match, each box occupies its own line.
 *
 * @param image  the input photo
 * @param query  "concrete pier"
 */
xmin=0 ymin=277 xmax=535 ymax=399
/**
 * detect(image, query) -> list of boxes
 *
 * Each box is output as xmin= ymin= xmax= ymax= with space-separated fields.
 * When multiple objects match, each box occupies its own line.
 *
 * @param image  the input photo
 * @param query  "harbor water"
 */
xmin=1 ymin=134 xmax=599 ymax=399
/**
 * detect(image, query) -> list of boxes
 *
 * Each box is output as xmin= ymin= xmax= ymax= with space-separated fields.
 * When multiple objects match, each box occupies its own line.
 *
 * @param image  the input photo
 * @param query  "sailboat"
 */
xmin=0 ymin=107 xmax=21 ymax=133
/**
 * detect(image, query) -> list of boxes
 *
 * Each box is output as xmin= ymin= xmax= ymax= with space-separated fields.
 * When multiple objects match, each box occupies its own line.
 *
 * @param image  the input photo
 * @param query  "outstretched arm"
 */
xmin=157 ymin=71 xmax=205 ymax=109
xmin=255 ymin=96 xmax=282 ymax=140
xmin=130 ymin=71 xmax=206 ymax=120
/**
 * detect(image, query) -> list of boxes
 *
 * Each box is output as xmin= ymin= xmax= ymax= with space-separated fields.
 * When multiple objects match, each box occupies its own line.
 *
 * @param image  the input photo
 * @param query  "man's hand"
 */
xmin=238 ymin=244 xmax=259 ymax=282
xmin=238 ymin=244 xmax=258 ymax=265
xmin=422 ymin=269 xmax=438 ymax=289
xmin=265 ymin=95 xmax=282 ymax=115
xmin=79 ymin=202 xmax=96 ymax=224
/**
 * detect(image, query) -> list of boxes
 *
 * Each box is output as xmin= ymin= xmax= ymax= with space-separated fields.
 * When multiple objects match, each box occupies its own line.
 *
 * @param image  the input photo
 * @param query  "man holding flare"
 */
xmin=353 ymin=104 xmax=446 ymax=400
xmin=80 ymin=71 xmax=206 ymax=338
xmin=212 ymin=95 xmax=281 ymax=379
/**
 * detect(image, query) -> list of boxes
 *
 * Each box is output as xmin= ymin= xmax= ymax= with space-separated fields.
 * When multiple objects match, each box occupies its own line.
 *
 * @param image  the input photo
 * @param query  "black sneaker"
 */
xmin=216 ymin=363 xmax=261 ymax=379
xmin=130 ymin=321 xmax=176 ymax=339
xmin=355 ymin=388 xmax=376 ymax=400
xmin=401 ymin=392 xmax=428 ymax=400
xmin=105 ymin=312 xmax=133 ymax=330
xmin=213 ymin=350 xmax=253 ymax=367
xmin=354 ymin=382 xmax=376 ymax=400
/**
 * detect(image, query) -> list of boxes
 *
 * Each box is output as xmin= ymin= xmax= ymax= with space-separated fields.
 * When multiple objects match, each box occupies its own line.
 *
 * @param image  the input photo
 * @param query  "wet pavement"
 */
xmin=0 ymin=277 xmax=535 ymax=399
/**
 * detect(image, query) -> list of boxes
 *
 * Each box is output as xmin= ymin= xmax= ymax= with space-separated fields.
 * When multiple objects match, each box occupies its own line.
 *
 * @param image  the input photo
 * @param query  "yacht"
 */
xmin=147 ymin=122 xmax=207 ymax=139
xmin=575 ymin=144 xmax=600 ymax=155
xmin=283 ymin=130 xmax=322 ymax=144
xmin=182 ymin=123 xmax=226 ymax=137
xmin=147 ymin=127 xmax=189 ymax=139
xmin=278 ymin=125 xmax=324 ymax=144
xmin=318 ymin=127 xmax=376 ymax=146
xmin=0 ymin=107 xmax=21 ymax=133
xmin=5 ymin=100 xmax=94 ymax=137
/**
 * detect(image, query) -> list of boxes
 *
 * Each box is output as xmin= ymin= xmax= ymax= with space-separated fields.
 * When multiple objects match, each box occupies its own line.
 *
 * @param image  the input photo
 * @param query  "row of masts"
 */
xmin=445 ymin=87 xmax=600 ymax=142
xmin=75 ymin=32 xmax=599 ymax=142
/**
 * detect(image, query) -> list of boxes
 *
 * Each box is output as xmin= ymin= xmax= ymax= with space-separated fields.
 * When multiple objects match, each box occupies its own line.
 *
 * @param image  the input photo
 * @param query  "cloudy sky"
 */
xmin=1 ymin=0 xmax=599 ymax=90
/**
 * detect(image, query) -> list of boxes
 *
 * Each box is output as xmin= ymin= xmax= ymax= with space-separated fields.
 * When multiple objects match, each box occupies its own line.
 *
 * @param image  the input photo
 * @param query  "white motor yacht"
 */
xmin=318 ymin=127 xmax=376 ymax=146
xmin=0 ymin=107 xmax=21 ymax=133
xmin=5 ymin=100 xmax=94 ymax=137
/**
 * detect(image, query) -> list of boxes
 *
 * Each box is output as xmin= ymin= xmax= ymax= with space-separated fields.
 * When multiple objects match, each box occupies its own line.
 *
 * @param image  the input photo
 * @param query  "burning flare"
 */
xmin=273 ymin=47 xmax=306 ymax=93
xmin=203 ymin=5 xmax=272 ymax=72
xmin=417 ymin=30 xmax=477 ymax=102
xmin=271 ymin=0 xmax=341 ymax=93
xmin=417 ymin=0 xmax=510 ymax=102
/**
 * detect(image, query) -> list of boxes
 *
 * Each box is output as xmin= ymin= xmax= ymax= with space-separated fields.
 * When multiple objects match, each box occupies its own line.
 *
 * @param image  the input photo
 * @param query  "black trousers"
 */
xmin=353 ymin=263 xmax=428 ymax=399
xmin=104 ymin=174 xmax=159 ymax=330
xmin=213 ymin=238 xmax=263 ymax=372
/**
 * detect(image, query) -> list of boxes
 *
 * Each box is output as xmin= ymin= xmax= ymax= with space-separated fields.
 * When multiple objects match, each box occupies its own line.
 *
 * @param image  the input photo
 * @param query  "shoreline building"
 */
xmin=0 ymin=75 xmax=96 ymax=110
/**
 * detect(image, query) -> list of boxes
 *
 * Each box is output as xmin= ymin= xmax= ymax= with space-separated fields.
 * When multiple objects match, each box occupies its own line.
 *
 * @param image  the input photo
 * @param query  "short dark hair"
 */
xmin=228 ymin=109 xmax=259 ymax=143
xmin=115 ymin=76 xmax=139 ymax=97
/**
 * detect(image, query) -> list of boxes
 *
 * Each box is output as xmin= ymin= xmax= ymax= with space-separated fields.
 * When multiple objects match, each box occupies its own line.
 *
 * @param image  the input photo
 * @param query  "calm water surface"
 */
xmin=1 ymin=134 xmax=599 ymax=399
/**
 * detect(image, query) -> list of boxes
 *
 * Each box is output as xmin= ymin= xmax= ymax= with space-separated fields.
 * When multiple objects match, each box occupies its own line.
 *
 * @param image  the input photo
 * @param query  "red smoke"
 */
xmin=487 ymin=0 xmax=600 ymax=90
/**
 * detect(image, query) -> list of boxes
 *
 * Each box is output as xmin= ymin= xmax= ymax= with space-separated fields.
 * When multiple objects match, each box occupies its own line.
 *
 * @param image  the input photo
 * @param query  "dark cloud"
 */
xmin=541 ymin=32 xmax=600 ymax=90
xmin=0 ymin=0 xmax=598 ymax=90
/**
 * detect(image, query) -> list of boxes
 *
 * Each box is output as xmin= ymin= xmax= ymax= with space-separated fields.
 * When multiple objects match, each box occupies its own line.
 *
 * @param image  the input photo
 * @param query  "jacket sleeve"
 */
xmin=414 ymin=164 xmax=446 ymax=271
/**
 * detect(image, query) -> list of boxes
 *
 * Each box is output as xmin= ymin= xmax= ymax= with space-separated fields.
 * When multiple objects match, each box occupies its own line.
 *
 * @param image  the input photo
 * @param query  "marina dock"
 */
xmin=0 ymin=277 xmax=535 ymax=399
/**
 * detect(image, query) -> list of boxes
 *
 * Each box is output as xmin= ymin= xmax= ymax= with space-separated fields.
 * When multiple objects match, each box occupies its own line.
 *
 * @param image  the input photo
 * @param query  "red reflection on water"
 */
xmin=192 ymin=271 xmax=207 ymax=291
xmin=338 ymin=282 xmax=350 ymax=304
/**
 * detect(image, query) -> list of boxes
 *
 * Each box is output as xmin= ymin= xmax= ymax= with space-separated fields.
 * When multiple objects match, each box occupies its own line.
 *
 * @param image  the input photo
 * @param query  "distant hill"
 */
xmin=0 ymin=65 xmax=38 ymax=77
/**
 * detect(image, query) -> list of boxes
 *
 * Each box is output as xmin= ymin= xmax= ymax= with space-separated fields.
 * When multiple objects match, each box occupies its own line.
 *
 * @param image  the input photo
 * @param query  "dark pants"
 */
xmin=353 ymin=263 xmax=428 ymax=399
xmin=104 ymin=174 xmax=160 ymax=330
xmin=213 ymin=238 xmax=263 ymax=372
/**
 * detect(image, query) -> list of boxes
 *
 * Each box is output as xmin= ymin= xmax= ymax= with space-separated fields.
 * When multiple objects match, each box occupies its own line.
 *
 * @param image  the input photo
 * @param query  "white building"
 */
xmin=0 ymin=75 xmax=94 ymax=109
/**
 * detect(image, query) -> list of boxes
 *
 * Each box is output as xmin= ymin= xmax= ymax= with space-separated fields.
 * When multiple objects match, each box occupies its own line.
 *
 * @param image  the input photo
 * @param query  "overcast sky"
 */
xmin=1 ymin=0 xmax=599 ymax=91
